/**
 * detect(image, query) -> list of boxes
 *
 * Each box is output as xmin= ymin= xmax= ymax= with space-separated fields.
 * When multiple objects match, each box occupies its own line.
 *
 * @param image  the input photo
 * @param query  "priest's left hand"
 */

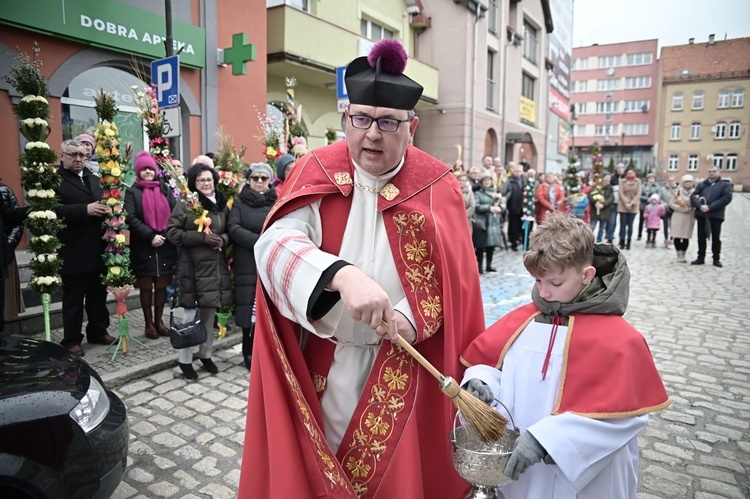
xmin=504 ymin=431 xmax=547 ymax=480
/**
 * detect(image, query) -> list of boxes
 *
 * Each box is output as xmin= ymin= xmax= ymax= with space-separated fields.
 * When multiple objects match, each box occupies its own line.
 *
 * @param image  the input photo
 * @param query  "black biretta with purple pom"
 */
xmin=344 ymin=39 xmax=423 ymax=110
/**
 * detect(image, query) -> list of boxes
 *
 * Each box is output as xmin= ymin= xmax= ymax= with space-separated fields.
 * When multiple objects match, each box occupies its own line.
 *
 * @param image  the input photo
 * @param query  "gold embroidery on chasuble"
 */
xmin=379 ymin=183 xmax=399 ymax=201
xmin=312 ymin=373 xmax=327 ymax=393
xmin=339 ymin=343 xmax=416 ymax=498
xmin=269 ymin=318 xmax=348 ymax=489
xmin=392 ymin=210 xmax=444 ymax=339
xmin=334 ymin=171 xmax=353 ymax=186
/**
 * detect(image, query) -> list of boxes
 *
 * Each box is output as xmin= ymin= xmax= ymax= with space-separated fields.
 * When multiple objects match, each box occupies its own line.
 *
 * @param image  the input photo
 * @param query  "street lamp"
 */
xmin=500 ymin=28 xmax=523 ymax=167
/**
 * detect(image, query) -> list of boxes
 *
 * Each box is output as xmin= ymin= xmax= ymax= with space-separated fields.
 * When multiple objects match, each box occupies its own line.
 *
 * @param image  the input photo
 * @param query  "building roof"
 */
xmin=661 ymin=37 xmax=750 ymax=83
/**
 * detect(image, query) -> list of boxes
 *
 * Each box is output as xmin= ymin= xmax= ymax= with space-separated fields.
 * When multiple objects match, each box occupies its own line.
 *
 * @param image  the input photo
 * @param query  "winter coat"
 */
xmin=54 ymin=166 xmax=107 ymax=275
xmin=640 ymin=181 xmax=660 ymax=208
xmin=227 ymin=185 xmax=276 ymax=328
xmin=669 ymin=187 xmax=695 ymax=240
xmin=617 ymin=178 xmax=641 ymax=214
xmin=535 ymin=182 xmax=564 ymax=224
xmin=644 ymin=203 xmax=665 ymax=230
xmin=473 ymin=187 xmax=502 ymax=249
xmin=0 ymin=184 xmax=27 ymax=270
xmin=166 ymin=192 xmax=233 ymax=308
xmin=123 ymin=181 xmax=178 ymax=278
xmin=690 ymin=178 xmax=733 ymax=221
xmin=501 ymin=176 xmax=524 ymax=215
xmin=461 ymin=182 xmax=476 ymax=235
xmin=588 ymin=183 xmax=615 ymax=222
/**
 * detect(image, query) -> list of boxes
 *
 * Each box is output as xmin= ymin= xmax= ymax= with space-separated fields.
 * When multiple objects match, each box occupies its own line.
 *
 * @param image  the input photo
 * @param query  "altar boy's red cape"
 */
xmin=238 ymin=141 xmax=486 ymax=498
xmin=461 ymin=303 xmax=670 ymax=418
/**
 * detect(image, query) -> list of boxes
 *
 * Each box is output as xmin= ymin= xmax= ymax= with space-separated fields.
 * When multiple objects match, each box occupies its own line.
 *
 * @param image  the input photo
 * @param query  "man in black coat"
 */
xmin=0 ymin=183 xmax=29 ymax=331
xmin=501 ymin=162 xmax=524 ymax=251
xmin=690 ymin=166 xmax=733 ymax=267
xmin=55 ymin=139 xmax=114 ymax=355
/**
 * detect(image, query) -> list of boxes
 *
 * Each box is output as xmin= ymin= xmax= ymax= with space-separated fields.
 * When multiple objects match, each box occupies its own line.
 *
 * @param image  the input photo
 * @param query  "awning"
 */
xmin=505 ymin=132 xmax=534 ymax=144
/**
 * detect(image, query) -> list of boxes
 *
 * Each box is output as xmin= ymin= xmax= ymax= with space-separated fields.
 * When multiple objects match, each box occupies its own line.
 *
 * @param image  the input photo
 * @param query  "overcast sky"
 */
xmin=572 ymin=0 xmax=750 ymax=51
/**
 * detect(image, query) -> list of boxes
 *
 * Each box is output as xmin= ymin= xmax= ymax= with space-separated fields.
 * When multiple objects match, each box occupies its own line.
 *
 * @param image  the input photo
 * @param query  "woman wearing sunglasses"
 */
xmin=227 ymin=163 xmax=277 ymax=370
xmin=166 ymin=162 xmax=233 ymax=379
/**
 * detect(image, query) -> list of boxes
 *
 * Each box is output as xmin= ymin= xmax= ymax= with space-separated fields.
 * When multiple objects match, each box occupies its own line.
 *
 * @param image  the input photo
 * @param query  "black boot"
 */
xmin=199 ymin=358 xmax=219 ymax=374
xmin=485 ymin=248 xmax=496 ymax=273
xmin=691 ymin=258 xmax=705 ymax=265
xmin=242 ymin=325 xmax=255 ymax=371
xmin=179 ymin=362 xmax=198 ymax=380
xmin=619 ymin=240 xmax=625 ymax=249
xmin=625 ymin=239 xmax=631 ymax=250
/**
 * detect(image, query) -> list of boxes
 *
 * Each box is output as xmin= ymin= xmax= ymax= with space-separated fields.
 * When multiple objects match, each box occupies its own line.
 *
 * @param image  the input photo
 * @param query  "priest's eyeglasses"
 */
xmin=349 ymin=115 xmax=411 ymax=133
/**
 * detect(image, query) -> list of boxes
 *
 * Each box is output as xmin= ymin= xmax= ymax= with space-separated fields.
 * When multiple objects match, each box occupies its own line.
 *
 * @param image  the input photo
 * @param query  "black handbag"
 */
xmin=169 ymin=307 xmax=207 ymax=349
xmin=473 ymin=216 xmax=487 ymax=231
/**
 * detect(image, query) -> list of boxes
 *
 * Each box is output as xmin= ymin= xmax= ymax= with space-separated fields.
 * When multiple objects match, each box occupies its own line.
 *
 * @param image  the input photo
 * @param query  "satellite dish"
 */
xmin=607 ymin=67 xmax=615 ymax=76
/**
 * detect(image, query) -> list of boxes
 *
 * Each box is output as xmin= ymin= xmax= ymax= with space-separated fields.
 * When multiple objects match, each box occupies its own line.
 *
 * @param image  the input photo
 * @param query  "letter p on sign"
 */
xmin=151 ymin=55 xmax=180 ymax=109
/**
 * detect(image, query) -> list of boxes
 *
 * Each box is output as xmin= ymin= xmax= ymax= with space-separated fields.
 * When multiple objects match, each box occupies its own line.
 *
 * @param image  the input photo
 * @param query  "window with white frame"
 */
xmin=625 ymin=76 xmax=651 ymax=89
xmin=672 ymin=92 xmax=684 ymax=111
xmin=487 ymin=0 xmax=498 ymax=34
xmin=670 ymin=123 xmax=681 ymax=141
xmin=728 ymin=121 xmax=740 ymax=139
xmin=597 ymin=79 xmax=621 ymax=91
xmin=687 ymin=154 xmax=699 ymax=171
xmin=714 ymin=121 xmax=726 ymax=139
xmin=287 ymin=0 xmax=309 ymax=11
xmin=690 ymin=122 xmax=701 ymax=140
xmin=718 ymin=90 xmax=730 ymax=108
xmin=668 ymin=154 xmax=679 ymax=171
xmin=623 ymin=100 xmax=649 ymax=112
xmin=622 ymin=123 xmax=648 ymax=135
xmin=711 ymin=154 xmax=723 ymax=170
xmin=575 ymin=124 xmax=587 ymax=136
xmin=486 ymin=49 xmax=497 ymax=111
xmin=725 ymin=154 xmax=738 ymax=171
xmin=522 ymin=73 xmax=535 ymax=100
xmin=574 ymin=80 xmax=589 ymax=92
xmin=626 ymin=52 xmax=653 ymax=65
xmin=732 ymin=89 xmax=744 ymax=107
xmin=523 ymin=20 xmax=538 ymax=64
xmin=596 ymin=101 xmax=619 ymax=113
xmin=576 ymin=102 xmax=588 ymax=114
xmin=595 ymin=124 xmax=617 ymax=136
xmin=573 ymin=58 xmax=589 ymax=70
xmin=360 ymin=19 xmax=394 ymax=41
xmin=692 ymin=91 xmax=704 ymax=109
xmin=597 ymin=55 xmax=621 ymax=68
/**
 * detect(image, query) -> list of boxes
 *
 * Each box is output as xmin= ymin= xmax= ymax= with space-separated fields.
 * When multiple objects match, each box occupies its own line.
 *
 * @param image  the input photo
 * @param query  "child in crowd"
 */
xmin=643 ymin=193 xmax=666 ymax=248
xmin=460 ymin=212 xmax=669 ymax=499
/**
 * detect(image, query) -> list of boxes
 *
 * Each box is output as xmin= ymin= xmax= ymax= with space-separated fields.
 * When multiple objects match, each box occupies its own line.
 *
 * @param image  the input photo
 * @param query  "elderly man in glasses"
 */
xmin=55 ymin=139 xmax=114 ymax=356
xmin=240 ymin=39 xmax=484 ymax=498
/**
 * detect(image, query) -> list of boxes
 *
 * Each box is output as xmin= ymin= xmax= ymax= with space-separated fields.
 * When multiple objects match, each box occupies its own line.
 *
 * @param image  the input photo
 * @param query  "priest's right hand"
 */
xmin=329 ymin=265 xmax=394 ymax=331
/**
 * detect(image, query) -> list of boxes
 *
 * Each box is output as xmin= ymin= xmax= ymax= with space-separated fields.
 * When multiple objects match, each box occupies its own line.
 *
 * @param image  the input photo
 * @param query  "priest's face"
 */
xmin=346 ymin=104 xmax=418 ymax=176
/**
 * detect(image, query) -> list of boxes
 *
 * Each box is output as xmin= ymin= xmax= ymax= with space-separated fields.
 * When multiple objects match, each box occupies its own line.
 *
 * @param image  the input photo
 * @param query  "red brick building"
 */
xmin=570 ymin=40 xmax=659 ymax=172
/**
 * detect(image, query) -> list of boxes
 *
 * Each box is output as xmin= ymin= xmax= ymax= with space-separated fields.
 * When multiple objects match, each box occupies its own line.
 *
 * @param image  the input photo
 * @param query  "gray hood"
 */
xmin=531 ymin=243 xmax=630 ymax=321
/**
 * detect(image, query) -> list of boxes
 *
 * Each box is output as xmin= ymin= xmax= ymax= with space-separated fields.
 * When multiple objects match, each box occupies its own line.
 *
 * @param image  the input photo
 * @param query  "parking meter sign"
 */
xmin=151 ymin=55 xmax=180 ymax=109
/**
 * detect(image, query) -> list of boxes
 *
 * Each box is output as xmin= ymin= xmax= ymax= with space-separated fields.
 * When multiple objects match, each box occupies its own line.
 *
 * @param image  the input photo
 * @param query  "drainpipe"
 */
xmin=469 ymin=3 xmax=484 ymax=170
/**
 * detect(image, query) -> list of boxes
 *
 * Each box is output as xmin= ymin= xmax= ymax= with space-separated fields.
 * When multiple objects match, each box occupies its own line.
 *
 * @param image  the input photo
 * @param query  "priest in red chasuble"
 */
xmin=238 ymin=39 xmax=485 ymax=498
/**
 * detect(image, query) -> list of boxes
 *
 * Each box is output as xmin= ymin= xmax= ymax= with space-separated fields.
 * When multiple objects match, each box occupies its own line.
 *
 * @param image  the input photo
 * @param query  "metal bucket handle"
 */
xmin=453 ymin=397 xmax=518 ymax=435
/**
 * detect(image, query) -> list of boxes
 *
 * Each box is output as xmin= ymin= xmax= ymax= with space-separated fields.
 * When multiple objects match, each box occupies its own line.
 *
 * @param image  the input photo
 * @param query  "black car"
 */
xmin=0 ymin=334 xmax=129 ymax=498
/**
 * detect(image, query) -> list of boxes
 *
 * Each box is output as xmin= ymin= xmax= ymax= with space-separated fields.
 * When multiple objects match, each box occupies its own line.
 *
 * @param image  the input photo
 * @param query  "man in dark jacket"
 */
xmin=55 ymin=139 xmax=114 ymax=355
xmin=690 ymin=166 xmax=733 ymax=267
xmin=0 ymin=183 xmax=28 ymax=331
xmin=501 ymin=162 xmax=524 ymax=251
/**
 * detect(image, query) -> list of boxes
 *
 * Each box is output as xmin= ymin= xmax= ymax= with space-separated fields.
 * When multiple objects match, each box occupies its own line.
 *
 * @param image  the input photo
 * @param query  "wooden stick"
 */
xmin=382 ymin=321 xmax=508 ymax=442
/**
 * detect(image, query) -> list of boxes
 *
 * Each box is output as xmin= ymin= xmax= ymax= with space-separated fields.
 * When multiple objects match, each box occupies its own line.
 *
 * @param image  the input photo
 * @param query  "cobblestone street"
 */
xmin=107 ymin=195 xmax=750 ymax=499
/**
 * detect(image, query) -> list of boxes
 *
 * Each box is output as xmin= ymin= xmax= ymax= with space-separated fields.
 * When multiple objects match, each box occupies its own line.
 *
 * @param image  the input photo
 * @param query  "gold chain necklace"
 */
xmin=352 ymin=181 xmax=379 ymax=194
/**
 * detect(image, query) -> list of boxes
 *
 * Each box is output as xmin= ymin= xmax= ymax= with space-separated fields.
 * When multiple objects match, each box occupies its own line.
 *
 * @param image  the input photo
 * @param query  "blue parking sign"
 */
xmin=151 ymin=55 xmax=180 ymax=108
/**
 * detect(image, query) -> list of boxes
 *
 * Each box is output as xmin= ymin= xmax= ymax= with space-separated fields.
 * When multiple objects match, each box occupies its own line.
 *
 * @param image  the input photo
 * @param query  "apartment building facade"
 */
xmin=571 ymin=39 xmax=659 ymax=173
xmin=656 ymin=36 xmax=750 ymax=190
xmin=266 ymin=0 xmax=557 ymax=171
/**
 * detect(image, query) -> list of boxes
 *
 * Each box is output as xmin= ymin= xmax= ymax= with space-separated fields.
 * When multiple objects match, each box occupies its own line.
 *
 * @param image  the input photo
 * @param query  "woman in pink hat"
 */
xmin=74 ymin=133 xmax=101 ymax=177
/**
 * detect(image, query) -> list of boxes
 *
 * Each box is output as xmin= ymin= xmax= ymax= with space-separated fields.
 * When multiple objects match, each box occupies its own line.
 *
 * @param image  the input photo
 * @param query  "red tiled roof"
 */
xmin=661 ymin=37 xmax=750 ymax=82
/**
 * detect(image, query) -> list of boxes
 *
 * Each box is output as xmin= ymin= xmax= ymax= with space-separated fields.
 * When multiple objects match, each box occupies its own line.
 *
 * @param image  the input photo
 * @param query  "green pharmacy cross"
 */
xmin=223 ymin=33 xmax=256 ymax=75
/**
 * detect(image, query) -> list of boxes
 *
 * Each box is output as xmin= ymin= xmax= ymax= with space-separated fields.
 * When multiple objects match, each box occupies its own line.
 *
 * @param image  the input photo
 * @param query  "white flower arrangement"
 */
xmin=28 ymin=210 xmax=57 ymax=219
xmin=25 ymin=141 xmax=50 ymax=150
xmin=20 ymin=95 xmax=49 ymax=104
xmin=31 ymin=275 xmax=60 ymax=286
xmin=34 ymin=235 xmax=54 ymax=242
xmin=27 ymin=188 xmax=55 ymax=198
xmin=21 ymin=117 xmax=48 ymax=126
xmin=36 ymin=253 xmax=58 ymax=263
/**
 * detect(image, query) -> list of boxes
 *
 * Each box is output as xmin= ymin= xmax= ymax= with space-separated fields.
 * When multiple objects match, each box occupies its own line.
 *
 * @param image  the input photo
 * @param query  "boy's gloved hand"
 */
xmin=504 ymin=431 xmax=547 ymax=480
xmin=463 ymin=378 xmax=493 ymax=405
